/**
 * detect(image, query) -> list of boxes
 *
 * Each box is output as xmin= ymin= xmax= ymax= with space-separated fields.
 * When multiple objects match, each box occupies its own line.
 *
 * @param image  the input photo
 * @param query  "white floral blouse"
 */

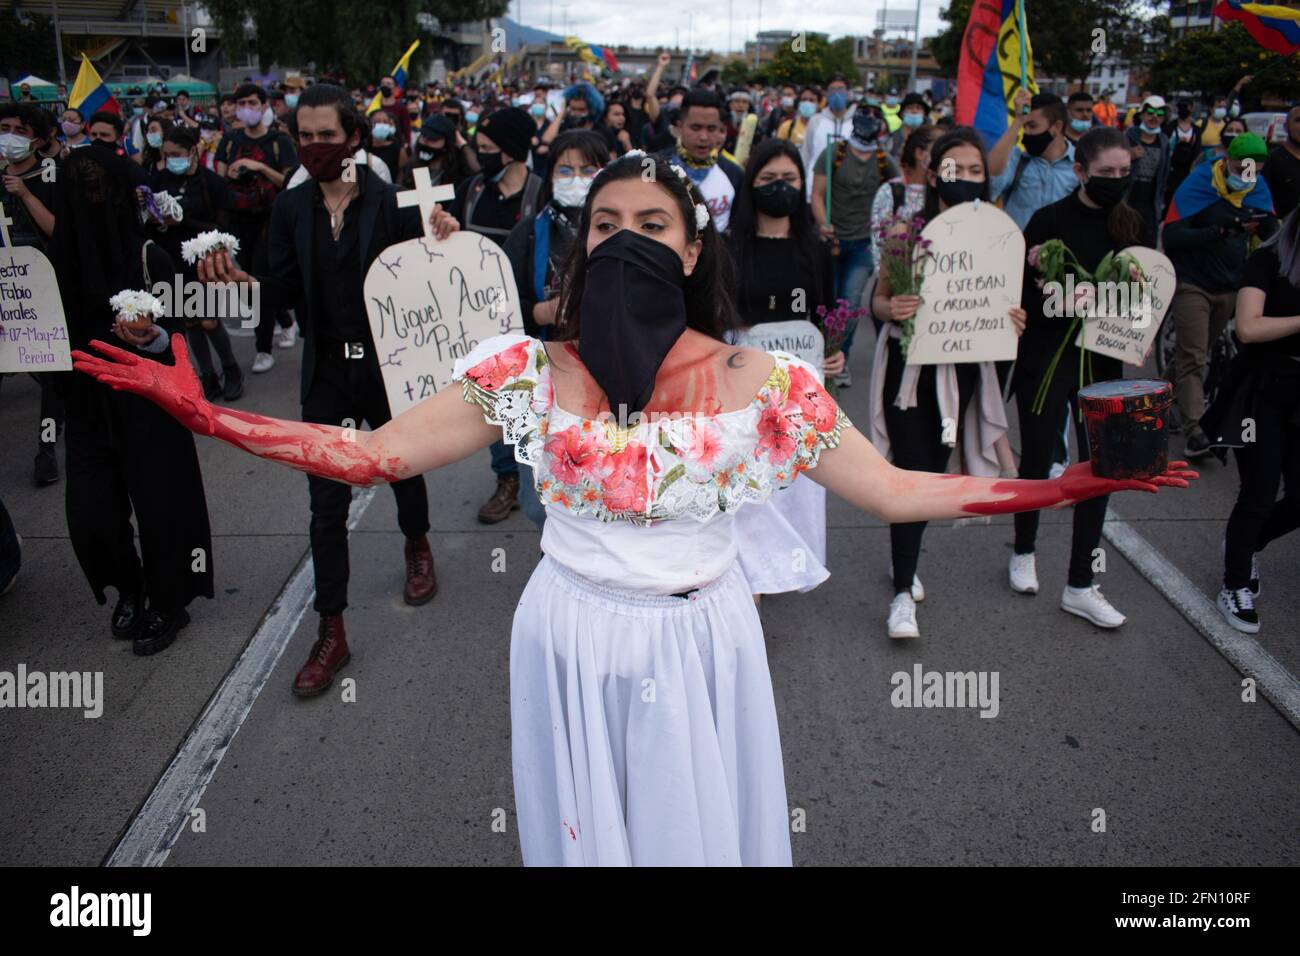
xmin=452 ymin=334 xmax=852 ymax=526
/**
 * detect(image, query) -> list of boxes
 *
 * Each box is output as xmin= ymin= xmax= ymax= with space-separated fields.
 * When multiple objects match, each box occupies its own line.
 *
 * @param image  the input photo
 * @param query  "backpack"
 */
xmin=224 ymin=129 xmax=284 ymax=213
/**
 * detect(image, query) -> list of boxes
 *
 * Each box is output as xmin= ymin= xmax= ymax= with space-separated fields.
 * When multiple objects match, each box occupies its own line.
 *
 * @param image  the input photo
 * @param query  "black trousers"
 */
xmin=1013 ymin=346 xmax=1110 ymax=589
xmin=31 ymin=371 xmax=66 ymax=450
xmin=231 ymin=211 xmax=290 ymax=353
xmin=301 ymin=354 xmax=430 ymax=615
xmin=1224 ymin=365 xmax=1300 ymax=589
xmin=882 ymin=338 xmax=977 ymax=594
xmin=64 ymin=376 xmax=214 ymax=610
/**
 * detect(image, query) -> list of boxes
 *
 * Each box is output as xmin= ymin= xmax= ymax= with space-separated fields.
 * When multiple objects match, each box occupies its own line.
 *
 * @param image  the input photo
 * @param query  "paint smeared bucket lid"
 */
xmin=1078 ymin=379 xmax=1172 ymax=481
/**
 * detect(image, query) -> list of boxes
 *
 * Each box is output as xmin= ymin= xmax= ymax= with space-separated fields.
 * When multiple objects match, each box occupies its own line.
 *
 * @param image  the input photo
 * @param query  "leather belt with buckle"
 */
xmin=342 ymin=342 xmax=365 ymax=360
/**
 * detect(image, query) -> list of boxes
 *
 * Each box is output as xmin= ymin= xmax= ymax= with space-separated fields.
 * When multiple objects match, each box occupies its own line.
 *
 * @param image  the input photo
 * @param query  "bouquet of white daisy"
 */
xmin=108 ymin=289 xmax=166 ymax=331
xmin=181 ymin=229 xmax=240 ymax=266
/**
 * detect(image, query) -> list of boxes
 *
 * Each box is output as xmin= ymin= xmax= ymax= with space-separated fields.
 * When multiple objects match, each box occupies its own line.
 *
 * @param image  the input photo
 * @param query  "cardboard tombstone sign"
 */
xmin=735 ymin=320 xmax=826 ymax=383
xmin=0 ymin=206 xmax=72 ymax=373
xmin=364 ymin=170 xmax=525 ymax=416
xmin=906 ymin=201 xmax=1025 ymax=366
xmin=1076 ymin=246 xmax=1175 ymax=366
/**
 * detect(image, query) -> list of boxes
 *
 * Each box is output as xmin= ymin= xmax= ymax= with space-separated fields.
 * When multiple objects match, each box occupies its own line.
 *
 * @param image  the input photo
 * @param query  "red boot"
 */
xmin=403 ymin=534 xmax=437 ymax=606
xmin=293 ymin=613 xmax=350 ymax=697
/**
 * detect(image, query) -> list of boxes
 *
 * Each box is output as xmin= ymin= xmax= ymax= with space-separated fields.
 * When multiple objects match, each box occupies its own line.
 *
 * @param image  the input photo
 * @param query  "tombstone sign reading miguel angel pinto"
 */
xmin=906 ymin=202 xmax=1025 ymax=366
xmin=365 ymin=230 xmax=524 ymax=417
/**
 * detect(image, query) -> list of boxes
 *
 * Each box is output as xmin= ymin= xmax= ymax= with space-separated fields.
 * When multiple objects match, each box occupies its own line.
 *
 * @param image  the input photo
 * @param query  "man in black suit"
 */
xmin=199 ymin=84 xmax=455 ymax=696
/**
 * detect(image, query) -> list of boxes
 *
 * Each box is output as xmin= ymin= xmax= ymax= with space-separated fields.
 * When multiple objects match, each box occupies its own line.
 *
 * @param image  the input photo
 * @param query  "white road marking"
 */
xmin=105 ymin=487 xmax=377 ymax=867
xmin=1104 ymin=508 xmax=1300 ymax=729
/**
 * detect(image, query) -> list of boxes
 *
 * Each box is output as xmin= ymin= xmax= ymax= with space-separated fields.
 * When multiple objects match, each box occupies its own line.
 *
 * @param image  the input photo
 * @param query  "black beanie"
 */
xmin=477 ymin=106 xmax=535 ymax=161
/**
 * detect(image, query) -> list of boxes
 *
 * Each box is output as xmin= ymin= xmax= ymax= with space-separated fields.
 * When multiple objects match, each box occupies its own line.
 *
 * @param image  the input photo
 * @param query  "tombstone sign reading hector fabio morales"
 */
xmin=906 ymin=201 xmax=1025 ymax=366
xmin=1077 ymin=246 xmax=1175 ymax=366
xmin=364 ymin=169 xmax=525 ymax=416
xmin=0 ymin=202 xmax=71 ymax=373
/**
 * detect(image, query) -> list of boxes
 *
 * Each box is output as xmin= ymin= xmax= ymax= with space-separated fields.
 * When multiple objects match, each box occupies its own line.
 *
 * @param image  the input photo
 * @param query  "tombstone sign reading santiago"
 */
xmin=364 ymin=170 xmax=524 ymax=416
xmin=0 ymin=204 xmax=72 ymax=373
xmin=735 ymin=319 xmax=825 ymax=381
xmin=1078 ymin=246 xmax=1175 ymax=366
xmin=906 ymin=201 xmax=1025 ymax=366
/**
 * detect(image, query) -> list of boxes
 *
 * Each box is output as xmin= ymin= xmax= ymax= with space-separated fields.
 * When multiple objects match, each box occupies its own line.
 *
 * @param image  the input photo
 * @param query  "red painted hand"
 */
xmin=71 ymin=336 xmax=215 ymax=435
xmin=1057 ymin=461 xmax=1198 ymax=505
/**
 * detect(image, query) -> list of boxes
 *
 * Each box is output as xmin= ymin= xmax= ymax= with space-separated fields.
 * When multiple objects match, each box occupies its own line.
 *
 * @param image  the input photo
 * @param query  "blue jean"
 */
xmin=490 ymin=438 xmax=518 ymax=477
xmin=517 ymin=464 xmax=547 ymax=529
xmin=834 ymin=237 xmax=873 ymax=362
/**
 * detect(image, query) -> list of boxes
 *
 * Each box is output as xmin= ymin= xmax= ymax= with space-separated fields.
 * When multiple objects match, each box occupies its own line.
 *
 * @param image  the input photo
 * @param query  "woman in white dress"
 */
xmin=73 ymin=151 xmax=1197 ymax=867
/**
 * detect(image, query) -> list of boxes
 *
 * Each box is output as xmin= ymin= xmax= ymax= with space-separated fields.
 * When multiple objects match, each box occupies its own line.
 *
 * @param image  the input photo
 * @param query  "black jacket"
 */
xmin=259 ymin=167 xmax=422 ymax=401
xmin=1163 ymin=198 xmax=1278 ymax=294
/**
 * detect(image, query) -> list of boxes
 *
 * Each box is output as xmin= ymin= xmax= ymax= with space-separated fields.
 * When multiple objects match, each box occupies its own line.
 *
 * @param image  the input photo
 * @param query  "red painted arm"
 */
xmin=72 ymin=337 xmax=409 ymax=485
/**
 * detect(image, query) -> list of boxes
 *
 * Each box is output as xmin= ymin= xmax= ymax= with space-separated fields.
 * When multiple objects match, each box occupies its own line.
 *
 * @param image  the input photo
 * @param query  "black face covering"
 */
xmin=1082 ymin=173 xmax=1130 ymax=209
xmin=753 ymin=180 xmax=802 ymax=217
xmin=1021 ymin=127 xmax=1055 ymax=157
xmin=936 ymin=177 xmax=984 ymax=206
xmin=577 ymin=229 xmax=689 ymax=416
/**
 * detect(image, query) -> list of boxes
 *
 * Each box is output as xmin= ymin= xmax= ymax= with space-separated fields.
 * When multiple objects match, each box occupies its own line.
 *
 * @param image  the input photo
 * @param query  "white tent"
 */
xmin=15 ymin=75 xmax=57 ymax=87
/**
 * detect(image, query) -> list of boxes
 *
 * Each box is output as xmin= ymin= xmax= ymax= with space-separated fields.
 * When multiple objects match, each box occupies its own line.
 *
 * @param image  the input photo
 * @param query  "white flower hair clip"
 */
xmin=623 ymin=148 xmax=647 ymax=160
xmin=181 ymin=229 xmax=240 ymax=265
xmin=694 ymin=203 xmax=710 ymax=233
xmin=109 ymin=288 xmax=166 ymax=322
xmin=669 ymin=163 xmax=691 ymax=184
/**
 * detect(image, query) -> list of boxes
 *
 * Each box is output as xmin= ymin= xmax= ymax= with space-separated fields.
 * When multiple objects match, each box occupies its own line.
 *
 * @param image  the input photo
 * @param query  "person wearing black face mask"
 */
xmin=189 ymin=84 xmax=459 ymax=695
xmin=448 ymin=106 xmax=547 ymax=525
xmin=988 ymin=89 xmax=1078 ymax=231
xmin=1006 ymin=126 xmax=1153 ymax=628
xmin=403 ymin=114 xmax=472 ymax=190
xmin=1165 ymin=99 xmax=1203 ymax=205
xmin=870 ymin=127 xmax=1028 ymax=639
xmin=727 ymin=139 xmax=838 ymax=597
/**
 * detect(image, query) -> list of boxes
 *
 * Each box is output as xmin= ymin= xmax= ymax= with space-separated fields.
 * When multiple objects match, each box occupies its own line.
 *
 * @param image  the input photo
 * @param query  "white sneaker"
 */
xmin=886 ymin=564 xmax=925 ymax=602
xmin=1048 ymin=461 xmax=1067 ymax=480
xmin=1217 ymin=587 xmax=1260 ymax=634
xmin=1009 ymin=552 xmax=1039 ymax=594
xmin=277 ymin=323 xmax=298 ymax=349
xmin=1060 ymin=585 xmax=1126 ymax=628
xmin=251 ymin=351 xmax=275 ymax=373
xmin=887 ymin=592 xmax=920 ymax=639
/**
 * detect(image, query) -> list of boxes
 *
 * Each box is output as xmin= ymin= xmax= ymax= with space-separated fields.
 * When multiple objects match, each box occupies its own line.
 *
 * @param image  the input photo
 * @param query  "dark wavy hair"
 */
xmin=921 ymin=126 xmax=991 ymax=223
xmin=554 ymin=153 xmax=737 ymax=340
xmin=728 ymin=138 xmax=824 ymax=305
xmin=1075 ymin=126 xmax=1149 ymax=247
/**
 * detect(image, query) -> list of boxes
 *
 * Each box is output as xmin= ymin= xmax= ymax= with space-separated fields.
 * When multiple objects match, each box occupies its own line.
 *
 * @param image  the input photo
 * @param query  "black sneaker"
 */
xmin=1216 ymin=587 xmax=1259 ymax=634
xmin=33 ymin=447 xmax=58 ymax=486
xmin=111 ymin=585 xmax=146 ymax=640
xmin=133 ymin=607 xmax=190 ymax=656
xmin=1184 ymin=429 xmax=1213 ymax=460
xmin=221 ymin=367 xmax=244 ymax=401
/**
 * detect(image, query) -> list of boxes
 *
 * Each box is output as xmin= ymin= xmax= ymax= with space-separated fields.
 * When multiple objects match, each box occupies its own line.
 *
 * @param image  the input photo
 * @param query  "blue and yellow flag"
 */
xmin=366 ymin=39 xmax=420 ymax=115
xmin=955 ymin=0 xmax=1038 ymax=146
xmin=1214 ymin=1 xmax=1300 ymax=54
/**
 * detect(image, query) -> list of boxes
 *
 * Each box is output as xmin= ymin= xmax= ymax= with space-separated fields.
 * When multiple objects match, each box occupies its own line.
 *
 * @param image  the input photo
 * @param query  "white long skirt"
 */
xmin=510 ymin=554 xmax=793 ymax=866
xmin=734 ymin=477 xmax=830 ymax=594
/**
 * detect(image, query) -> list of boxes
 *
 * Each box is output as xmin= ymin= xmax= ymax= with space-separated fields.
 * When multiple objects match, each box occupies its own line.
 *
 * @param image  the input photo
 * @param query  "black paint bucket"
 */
xmin=1078 ymin=379 xmax=1172 ymax=481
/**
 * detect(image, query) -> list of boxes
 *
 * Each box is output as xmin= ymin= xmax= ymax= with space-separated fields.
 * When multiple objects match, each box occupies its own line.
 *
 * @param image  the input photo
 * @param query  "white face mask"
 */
xmin=0 ymin=132 xmax=36 ymax=163
xmin=262 ymin=106 xmax=275 ymax=128
xmin=552 ymin=175 xmax=594 ymax=208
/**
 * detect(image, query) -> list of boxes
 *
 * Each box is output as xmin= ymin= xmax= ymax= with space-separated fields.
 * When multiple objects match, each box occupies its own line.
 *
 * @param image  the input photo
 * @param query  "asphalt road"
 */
xmin=1 ymin=322 xmax=1296 ymax=866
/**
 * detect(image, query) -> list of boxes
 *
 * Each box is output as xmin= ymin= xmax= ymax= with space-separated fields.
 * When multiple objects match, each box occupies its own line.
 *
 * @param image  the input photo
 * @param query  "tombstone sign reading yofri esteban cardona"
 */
xmin=0 ymin=202 xmax=71 ymax=373
xmin=364 ymin=169 xmax=525 ymax=416
xmin=906 ymin=201 xmax=1025 ymax=366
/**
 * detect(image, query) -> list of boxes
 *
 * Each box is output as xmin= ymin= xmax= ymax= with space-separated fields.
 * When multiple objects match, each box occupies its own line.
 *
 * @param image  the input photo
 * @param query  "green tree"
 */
xmin=206 ymin=0 xmax=507 ymax=84
xmin=1149 ymin=22 xmax=1300 ymax=103
xmin=767 ymin=34 xmax=862 ymax=87
xmin=720 ymin=58 xmax=751 ymax=87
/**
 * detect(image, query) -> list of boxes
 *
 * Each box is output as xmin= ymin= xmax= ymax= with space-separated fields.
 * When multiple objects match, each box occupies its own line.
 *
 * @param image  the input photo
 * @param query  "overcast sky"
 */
xmin=510 ymin=0 xmax=951 ymax=56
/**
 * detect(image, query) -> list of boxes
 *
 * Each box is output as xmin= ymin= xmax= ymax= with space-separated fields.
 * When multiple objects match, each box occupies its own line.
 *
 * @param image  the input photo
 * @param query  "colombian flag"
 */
xmin=366 ymin=39 xmax=420 ymax=115
xmin=69 ymin=55 xmax=119 ymax=117
xmin=1214 ymin=1 xmax=1300 ymax=54
xmin=955 ymin=0 xmax=1038 ymax=147
xmin=565 ymin=37 xmax=620 ymax=73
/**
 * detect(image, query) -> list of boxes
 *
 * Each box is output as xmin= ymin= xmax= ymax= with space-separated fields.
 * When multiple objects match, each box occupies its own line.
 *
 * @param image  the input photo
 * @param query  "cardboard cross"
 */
xmin=0 ymin=201 xmax=12 ymax=247
xmin=397 ymin=167 xmax=456 ymax=236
